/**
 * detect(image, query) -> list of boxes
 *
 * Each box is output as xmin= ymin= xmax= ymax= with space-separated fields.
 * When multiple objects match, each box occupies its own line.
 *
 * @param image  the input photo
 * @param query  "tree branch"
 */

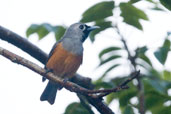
xmin=114 ymin=25 xmax=145 ymax=114
xmin=0 ymin=26 xmax=47 ymax=64
xmin=96 ymin=71 xmax=140 ymax=98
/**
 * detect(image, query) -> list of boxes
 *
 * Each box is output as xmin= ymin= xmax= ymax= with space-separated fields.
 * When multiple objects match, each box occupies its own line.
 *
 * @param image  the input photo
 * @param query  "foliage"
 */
xmin=64 ymin=102 xmax=90 ymax=114
xmin=120 ymin=2 xmax=148 ymax=30
xmin=154 ymin=38 xmax=171 ymax=65
xmin=80 ymin=1 xmax=114 ymax=23
xmin=26 ymin=23 xmax=66 ymax=41
xmin=160 ymin=0 xmax=171 ymax=10
xmin=26 ymin=0 xmax=171 ymax=114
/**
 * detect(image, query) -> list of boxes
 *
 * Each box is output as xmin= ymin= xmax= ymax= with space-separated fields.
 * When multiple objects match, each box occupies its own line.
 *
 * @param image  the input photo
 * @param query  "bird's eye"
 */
xmin=79 ymin=25 xmax=84 ymax=30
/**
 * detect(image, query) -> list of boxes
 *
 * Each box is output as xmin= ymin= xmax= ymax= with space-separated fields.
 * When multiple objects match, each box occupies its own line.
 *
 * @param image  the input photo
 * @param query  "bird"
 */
xmin=40 ymin=22 xmax=99 ymax=105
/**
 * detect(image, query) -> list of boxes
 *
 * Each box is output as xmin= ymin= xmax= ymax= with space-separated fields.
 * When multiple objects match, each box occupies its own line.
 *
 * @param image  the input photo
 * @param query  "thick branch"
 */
xmin=0 ymin=26 xmax=47 ymax=64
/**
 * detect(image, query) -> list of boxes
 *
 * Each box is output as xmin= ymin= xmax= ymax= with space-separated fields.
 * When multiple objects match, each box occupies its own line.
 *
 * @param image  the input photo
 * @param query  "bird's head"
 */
xmin=64 ymin=23 xmax=99 ymax=42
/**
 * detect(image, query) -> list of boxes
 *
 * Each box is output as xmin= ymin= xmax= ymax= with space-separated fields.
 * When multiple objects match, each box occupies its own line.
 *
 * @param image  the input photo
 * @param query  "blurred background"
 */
xmin=0 ymin=0 xmax=171 ymax=114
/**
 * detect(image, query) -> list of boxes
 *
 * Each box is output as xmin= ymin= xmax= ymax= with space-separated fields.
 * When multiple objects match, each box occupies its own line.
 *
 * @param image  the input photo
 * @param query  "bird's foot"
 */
xmin=45 ymin=68 xmax=53 ymax=74
xmin=42 ymin=68 xmax=53 ymax=82
xmin=63 ymin=78 xmax=69 ymax=83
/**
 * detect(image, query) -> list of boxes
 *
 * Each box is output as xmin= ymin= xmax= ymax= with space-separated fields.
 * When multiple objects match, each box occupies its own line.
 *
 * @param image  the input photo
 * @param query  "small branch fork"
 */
xmin=0 ymin=47 xmax=140 ymax=98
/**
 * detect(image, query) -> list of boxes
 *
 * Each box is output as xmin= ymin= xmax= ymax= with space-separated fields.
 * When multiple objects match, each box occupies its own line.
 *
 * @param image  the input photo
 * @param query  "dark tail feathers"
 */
xmin=40 ymin=82 xmax=58 ymax=105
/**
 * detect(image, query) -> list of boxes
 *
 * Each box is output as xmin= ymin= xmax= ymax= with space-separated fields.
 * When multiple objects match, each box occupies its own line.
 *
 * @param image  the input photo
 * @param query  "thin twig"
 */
xmin=114 ymin=25 xmax=137 ymax=70
xmin=114 ymin=24 xmax=145 ymax=114
xmin=95 ymin=71 xmax=140 ymax=98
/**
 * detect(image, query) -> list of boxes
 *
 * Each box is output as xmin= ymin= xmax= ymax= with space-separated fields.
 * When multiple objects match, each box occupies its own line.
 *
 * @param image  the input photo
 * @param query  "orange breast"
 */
xmin=46 ymin=43 xmax=83 ymax=78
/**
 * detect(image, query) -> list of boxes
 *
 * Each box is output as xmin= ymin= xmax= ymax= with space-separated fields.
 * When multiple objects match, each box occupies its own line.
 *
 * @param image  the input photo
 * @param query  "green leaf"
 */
xmin=53 ymin=26 xmax=66 ymax=41
xmin=144 ymin=90 xmax=170 ymax=110
xmin=99 ymin=47 xmax=121 ymax=59
xmin=26 ymin=24 xmax=39 ymax=37
xmin=144 ymin=79 xmax=167 ymax=95
xmin=145 ymin=92 xmax=164 ymax=109
xmin=160 ymin=0 xmax=171 ymax=10
xmin=162 ymin=70 xmax=171 ymax=81
xmin=146 ymin=0 xmax=157 ymax=4
xmin=148 ymin=68 xmax=161 ymax=78
xmin=80 ymin=1 xmax=114 ymax=23
xmin=37 ymin=23 xmax=53 ymax=39
xmin=136 ymin=46 xmax=152 ymax=67
xmin=152 ymin=106 xmax=171 ymax=114
xmin=154 ymin=39 xmax=170 ymax=65
xmin=106 ymin=93 xmax=116 ymax=105
xmin=119 ymin=88 xmax=137 ymax=107
xmin=89 ymin=20 xmax=112 ymax=42
xmin=26 ymin=23 xmax=54 ymax=40
xmin=154 ymin=47 xmax=169 ymax=65
xmin=64 ymin=102 xmax=90 ymax=114
xmin=26 ymin=23 xmax=66 ymax=41
xmin=123 ymin=105 xmax=134 ymax=114
xmin=129 ymin=0 xmax=141 ymax=4
xmin=139 ymin=54 xmax=152 ymax=66
xmin=136 ymin=46 xmax=148 ymax=54
xmin=106 ymin=77 xmax=136 ymax=104
xmin=151 ymin=6 xmax=165 ymax=11
xmin=99 ymin=55 xmax=121 ymax=66
xmin=101 ymin=64 xmax=120 ymax=79
xmin=163 ymin=38 xmax=171 ymax=48
xmin=119 ymin=3 xmax=149 ymax=30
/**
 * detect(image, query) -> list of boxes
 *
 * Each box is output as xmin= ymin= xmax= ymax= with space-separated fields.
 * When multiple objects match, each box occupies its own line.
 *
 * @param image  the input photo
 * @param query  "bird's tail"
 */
xmin=40 ymin=81 xmax=58 ymax=105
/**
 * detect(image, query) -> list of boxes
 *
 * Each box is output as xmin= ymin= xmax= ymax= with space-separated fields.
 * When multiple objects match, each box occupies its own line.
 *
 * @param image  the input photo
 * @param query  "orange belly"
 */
xmin=46 ymin=43 xmax=82 ymax=78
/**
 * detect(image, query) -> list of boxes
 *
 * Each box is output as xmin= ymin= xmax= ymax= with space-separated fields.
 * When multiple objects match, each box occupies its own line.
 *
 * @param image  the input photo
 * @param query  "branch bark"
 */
xmin=0 ymin=26 xmax=47 ymax=64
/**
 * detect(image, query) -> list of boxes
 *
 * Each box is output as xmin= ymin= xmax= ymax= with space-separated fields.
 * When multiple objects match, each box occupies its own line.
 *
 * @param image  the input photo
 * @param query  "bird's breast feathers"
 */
xmin=46 ymin=42 xmax=83 ymax=78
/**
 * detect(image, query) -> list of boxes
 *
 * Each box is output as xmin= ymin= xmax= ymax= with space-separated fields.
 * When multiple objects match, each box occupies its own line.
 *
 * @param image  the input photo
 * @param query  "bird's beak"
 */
xmin=87 ymin=26 xmax=100 ymax=31
xmin=81 ymin=25 xmax=100 ymax=42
